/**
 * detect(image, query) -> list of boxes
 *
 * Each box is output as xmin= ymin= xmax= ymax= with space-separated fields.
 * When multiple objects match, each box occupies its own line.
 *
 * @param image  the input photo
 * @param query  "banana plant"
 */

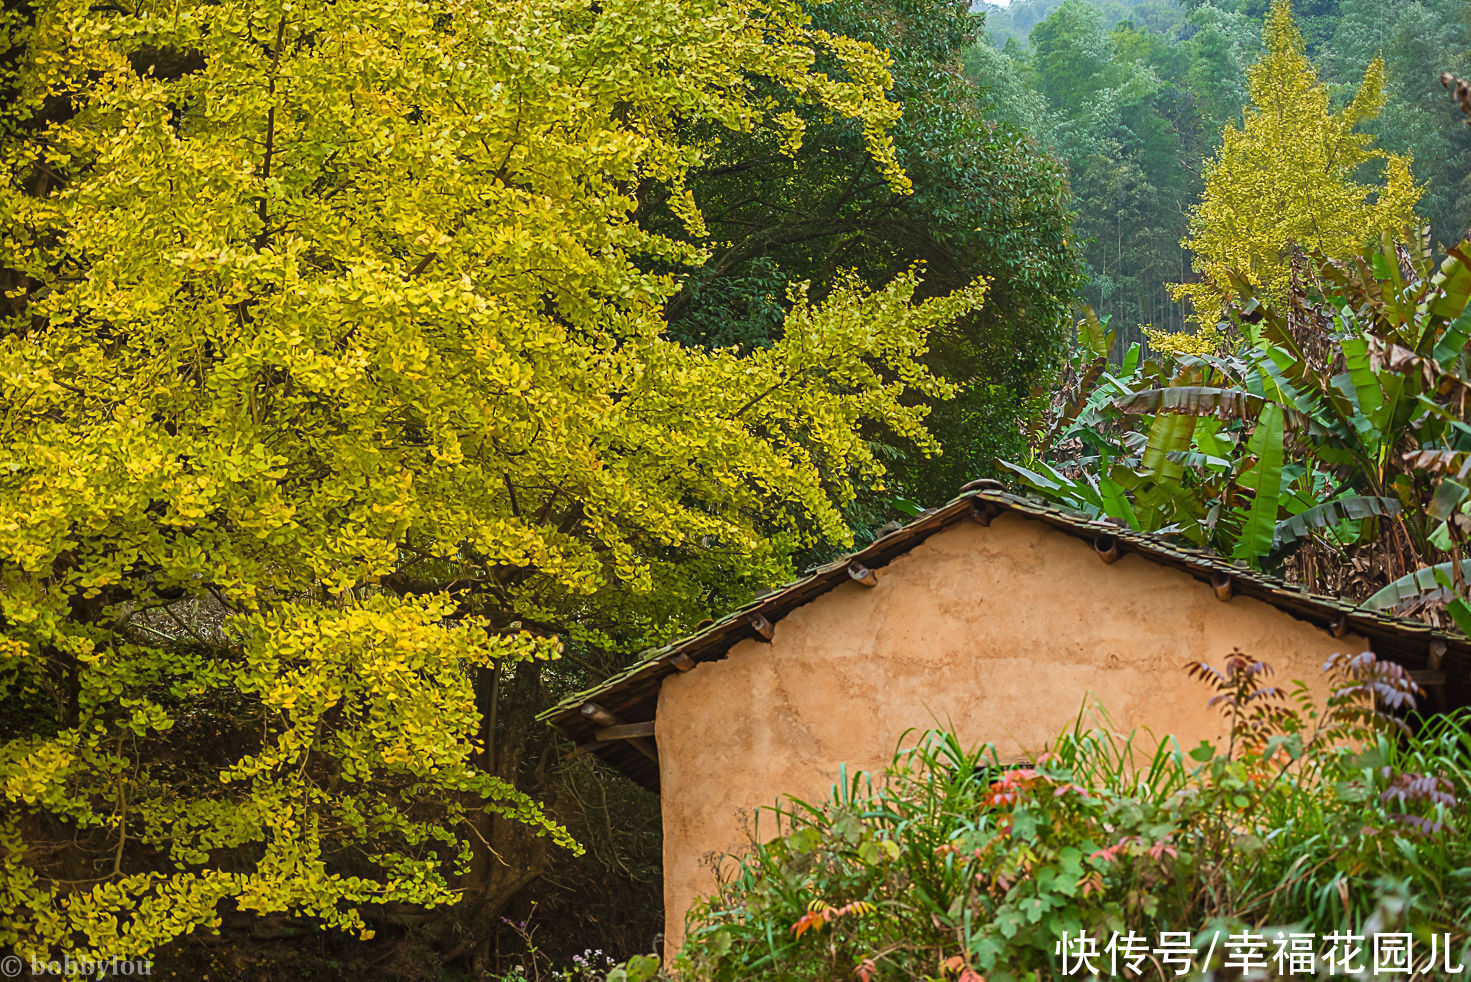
xmin=1002 ymin=231 xmax=1471 ymax=592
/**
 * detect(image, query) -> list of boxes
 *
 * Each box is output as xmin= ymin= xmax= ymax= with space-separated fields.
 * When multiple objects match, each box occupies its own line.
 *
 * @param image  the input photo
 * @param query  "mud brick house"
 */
xmin=540 ymin=485 xmax=1471 ymax=952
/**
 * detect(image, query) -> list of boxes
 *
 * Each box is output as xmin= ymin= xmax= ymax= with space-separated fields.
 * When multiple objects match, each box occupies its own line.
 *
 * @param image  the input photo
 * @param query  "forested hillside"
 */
xmin=6 ymin=0 xmax=1471 ymax=978
xmin=974 ymin=0 xmax=1471 ymax=352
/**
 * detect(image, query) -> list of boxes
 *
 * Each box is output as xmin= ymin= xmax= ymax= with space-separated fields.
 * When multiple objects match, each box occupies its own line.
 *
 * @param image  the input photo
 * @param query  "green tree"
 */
xmin=0 ymin=0 xmax=984 ymax=962
xmin=1182 ymin=1 xmax=1259 ymax=137
xmin=1325 ymin=0 xmax=1471 ymax=250
xmin=1231 ymin=0 xmax=1341 ymax=53
xmin=661 ymin=0 xmax=1081 ymax=506
xmin=1019 ymin=0 xmax=1213 ymax=346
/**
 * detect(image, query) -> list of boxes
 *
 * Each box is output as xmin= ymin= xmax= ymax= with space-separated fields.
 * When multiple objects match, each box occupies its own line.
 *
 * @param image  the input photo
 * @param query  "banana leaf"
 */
xmin=1232 ymin=403 xmax=1285 ymax=564
xmin=1377 ymin=231 xmax=1418 ymax=328
xmin=997 ymin=458 xmax=1068 ymax=493
xmin=1139 ymin=410 xmax=1197 ymax=486
xmin=1432 ymin=307 xmax=1471 ymax=367
xmin=1119 ymin=473 xmax=1211 ymax=541
xmin=997 ymin=460 xmax=1103 ymax=515
xmin=1056 ymin=359 xmax=1110 ymax=433
xmin=1427 ymin=479 xmax=1470 ymax=522
xmin=1404 ymin=448 xmax=1471 ymax=480
xmin=1341 ymin=336 xmax=1384 ymax=424
xmin=1114 ymin=387 xmax=1262 ymax=419
xmin=1369 ymin=335 xmax=1448 ymax=386
xmin=1427 ymin=245 xmax=1471 ymax=322
xmin=1096 ymin=473 xmax=1138 ymax=529
xmin=1077 ymin=305 xmax=1113 ymax=361
xmin=1255 ymin=308 xmax=1307 ymax=366
xmin=1449 ymin=597 xmax=1471 ymax=638
xmin=1326 ymin=371 xmax=1375 ymax=442
xmin=1272 ymin=495 xmax=1401 ymax=547
xmin=1364 ymin=559 xmax=1471 ymax=611
xmin=1402 ymin=225 xmax=1435 ymax=281
xmin=1193 ymin=416 xmax=1235 ymax=459
xmin=1249 ymin=349 xmax=1337 ymax=439
xmin=1176 ymin=352 xmax=1250 ymax=376
xmin=1165 ymin=450 xmax=1232 ymax=472
xmin=1377 ymin=230 xmax=1405 ymax=301
xmin=1120 ymin=342 xmax=1142 ymax=375
xmin=1349 ymin=336 xmax=1413 ymax=455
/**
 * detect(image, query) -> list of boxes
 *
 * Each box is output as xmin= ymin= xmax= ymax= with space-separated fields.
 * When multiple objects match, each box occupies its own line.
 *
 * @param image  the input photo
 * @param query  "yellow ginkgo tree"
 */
xmin=0 ymin=0 xmax=983 ymax=961
xmin=1165 ymin=0 xmax=1422 ymax=344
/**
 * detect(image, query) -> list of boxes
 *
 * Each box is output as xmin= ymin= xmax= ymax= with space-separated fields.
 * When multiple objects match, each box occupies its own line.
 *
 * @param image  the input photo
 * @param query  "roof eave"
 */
xmin=542 ymin=488 xmax=1471 ymax=789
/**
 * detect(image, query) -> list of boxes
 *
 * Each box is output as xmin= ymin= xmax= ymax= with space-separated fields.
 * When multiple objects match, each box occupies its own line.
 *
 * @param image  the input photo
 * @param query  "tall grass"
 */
xmin=674 ymin=652 xmax=1471 ymax=981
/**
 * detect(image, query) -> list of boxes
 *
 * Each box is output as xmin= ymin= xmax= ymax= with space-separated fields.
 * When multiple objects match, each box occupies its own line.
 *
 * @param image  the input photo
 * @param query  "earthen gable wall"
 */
xmin=656 ymin=513 xmax=1368 ymax=952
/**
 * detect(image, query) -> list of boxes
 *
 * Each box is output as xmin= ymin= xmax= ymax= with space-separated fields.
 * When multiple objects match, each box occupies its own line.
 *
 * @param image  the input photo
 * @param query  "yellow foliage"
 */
xmin=1143 ymin=323 xmax=1226 ymax=358
xmin=1171 ymin=0 xmax=1422 ymax=330
xmin=0 ymin=0 xmax=984 ymax=961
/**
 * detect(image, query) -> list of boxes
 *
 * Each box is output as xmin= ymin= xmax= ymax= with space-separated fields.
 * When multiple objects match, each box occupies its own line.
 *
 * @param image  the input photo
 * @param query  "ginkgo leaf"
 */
xmin=0 ymin=0 xmax=979 ymax=960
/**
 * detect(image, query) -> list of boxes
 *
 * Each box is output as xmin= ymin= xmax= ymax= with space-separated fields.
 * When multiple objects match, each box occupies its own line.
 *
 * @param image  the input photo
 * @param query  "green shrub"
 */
xmin=674 ymin=652 xmax=1471 ymax=981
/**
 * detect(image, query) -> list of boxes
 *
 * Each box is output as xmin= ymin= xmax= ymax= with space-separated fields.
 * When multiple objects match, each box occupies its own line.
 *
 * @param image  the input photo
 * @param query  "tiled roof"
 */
xmin=539 ymin=485 xmax=1471 ymax=791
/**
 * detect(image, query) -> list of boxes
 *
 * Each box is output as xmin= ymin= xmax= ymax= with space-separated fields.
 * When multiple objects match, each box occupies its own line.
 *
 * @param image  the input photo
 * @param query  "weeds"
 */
xmin=675 ymin=652 xmax=1471 ymax=981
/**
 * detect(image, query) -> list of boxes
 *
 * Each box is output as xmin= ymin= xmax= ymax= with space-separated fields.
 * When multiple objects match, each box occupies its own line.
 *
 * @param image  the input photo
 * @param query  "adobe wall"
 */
xmin=656 ymin=513 xmax=1370 ymax=953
